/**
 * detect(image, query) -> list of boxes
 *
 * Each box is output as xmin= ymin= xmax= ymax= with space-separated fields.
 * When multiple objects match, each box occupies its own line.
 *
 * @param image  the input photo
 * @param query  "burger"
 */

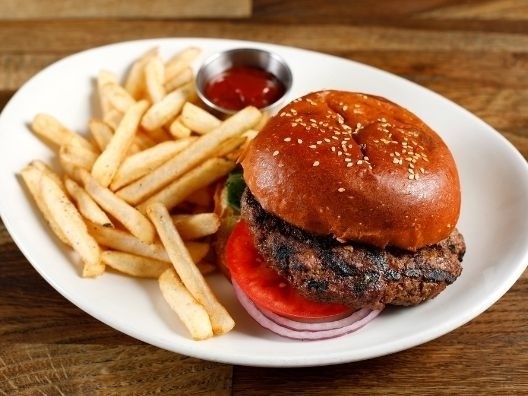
xmin=217 ymin=90 xmax=466 ymax=340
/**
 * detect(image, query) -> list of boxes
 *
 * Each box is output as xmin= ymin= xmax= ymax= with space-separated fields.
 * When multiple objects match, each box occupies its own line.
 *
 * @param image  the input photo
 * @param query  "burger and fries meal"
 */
xmin=20 ymin=44 xmax=465 ymax=342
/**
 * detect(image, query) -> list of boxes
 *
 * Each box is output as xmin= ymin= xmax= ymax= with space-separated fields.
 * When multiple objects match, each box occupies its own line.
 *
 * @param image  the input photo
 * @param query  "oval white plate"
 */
xmin=1 ymin=38 xmax=527 ymax=367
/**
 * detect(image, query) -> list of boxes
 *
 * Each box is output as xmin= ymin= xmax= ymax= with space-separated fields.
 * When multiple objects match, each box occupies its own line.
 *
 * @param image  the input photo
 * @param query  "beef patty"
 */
xmin=241 ymin=189 xmax=465 ymax=310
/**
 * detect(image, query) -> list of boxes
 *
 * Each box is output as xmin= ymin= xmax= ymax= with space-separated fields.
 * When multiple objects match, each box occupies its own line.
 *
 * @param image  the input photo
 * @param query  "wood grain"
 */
xmin=0 ymin=0 xmax=251 ymax=20
xmin=0 ymin=0 xmax=527 ymax=394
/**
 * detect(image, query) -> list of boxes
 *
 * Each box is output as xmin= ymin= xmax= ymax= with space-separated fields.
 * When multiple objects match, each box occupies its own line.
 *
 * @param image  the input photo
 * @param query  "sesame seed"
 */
xmin=414 ymin=173 xmax=420 ymax=180
xmin=298 ymin=139 xmax=303 ymax=144
xmin=324 ymin=138 xmax=331 ymax=143
xmin=347 ymin=163 xmax=353 ymax=167
xmin=345 ymin=158 xmax=352 ymax=162
xmin=284 ymin=137 xmax=291 ymax=142
xmin=393 ymin=158 xmax=399 ymax=164
xmin=273 ymin=150 xmax=279 ymax=156
xmin=338 ymin=188 xmax=346 ymax=192
xmin=331 ymin=147 xmax=336 ymax=152
xmin=420 ymin=167 xmax=425 ymax=173
xmin=363 ymin=156 xmax=369 ymax=161
xmin=291 ymin=122 xmax=298 ymax=127
xmin=408 ymin=174 xmax=415 ymax=180
xmin=309 ymin=145 xmax=317 ymax=149
xmin=317 ymin=140 xmax=323 ymax=144
xmin=357 ymin=160 xmax=363 ymax=165
xmin=313 ymin=161 xmax=320 ymax=167
xmin=343 ymin=105 xmax=348 ymax=111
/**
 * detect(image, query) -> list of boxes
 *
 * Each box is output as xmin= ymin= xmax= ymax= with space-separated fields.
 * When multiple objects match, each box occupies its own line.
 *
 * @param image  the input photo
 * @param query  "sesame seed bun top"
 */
xmin=241 ymin=90 xmax=461 ymax=251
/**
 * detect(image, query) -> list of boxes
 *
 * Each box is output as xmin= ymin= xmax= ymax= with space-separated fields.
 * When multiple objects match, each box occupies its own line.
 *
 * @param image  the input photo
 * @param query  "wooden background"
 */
xmin=1 ymin=0 xmax=527 ymax=394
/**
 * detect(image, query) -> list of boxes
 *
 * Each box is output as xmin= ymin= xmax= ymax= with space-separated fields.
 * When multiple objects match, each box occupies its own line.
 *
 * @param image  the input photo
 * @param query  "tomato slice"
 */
xmin=225 ymin=220 xmax=351 ymax=321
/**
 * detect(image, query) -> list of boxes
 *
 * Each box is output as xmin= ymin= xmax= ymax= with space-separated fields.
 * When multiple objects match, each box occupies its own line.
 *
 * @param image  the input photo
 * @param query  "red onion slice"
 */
xmin=232 ymin=280 xmax=382 ymax=341
xmin=259 ymin=304 xmax=372 ymax=331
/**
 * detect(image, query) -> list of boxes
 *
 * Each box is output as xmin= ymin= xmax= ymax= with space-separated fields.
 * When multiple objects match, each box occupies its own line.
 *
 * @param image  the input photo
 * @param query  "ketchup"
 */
xmin=204 ymin=66 xmax=285 ymax=111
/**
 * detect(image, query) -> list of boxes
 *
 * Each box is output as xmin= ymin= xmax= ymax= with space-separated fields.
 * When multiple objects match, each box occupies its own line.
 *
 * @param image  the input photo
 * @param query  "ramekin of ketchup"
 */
xmin=196 ymin=48 xmax=293 ymax=115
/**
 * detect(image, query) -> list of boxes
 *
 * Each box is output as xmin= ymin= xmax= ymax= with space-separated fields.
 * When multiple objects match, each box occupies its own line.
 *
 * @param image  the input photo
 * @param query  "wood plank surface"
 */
xmin=0 ymin=0 xmax=527 ymax=394
xmin=0 ymin=0 xmax=251 ymax=20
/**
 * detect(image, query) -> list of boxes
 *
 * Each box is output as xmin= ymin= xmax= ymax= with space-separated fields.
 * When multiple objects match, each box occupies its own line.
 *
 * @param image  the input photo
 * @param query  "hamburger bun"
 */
xmin=241 ymin=90 xmax=461 ymax=251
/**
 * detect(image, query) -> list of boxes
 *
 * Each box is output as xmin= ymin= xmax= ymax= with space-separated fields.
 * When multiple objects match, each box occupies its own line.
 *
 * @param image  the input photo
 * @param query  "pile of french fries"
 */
xmin=20 ymin=46 xmax=266 ymax=340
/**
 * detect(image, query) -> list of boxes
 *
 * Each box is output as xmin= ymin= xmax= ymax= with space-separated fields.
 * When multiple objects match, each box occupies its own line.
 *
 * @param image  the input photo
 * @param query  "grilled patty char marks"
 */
xmin=241 ymin=189 xmax=465 ymax=310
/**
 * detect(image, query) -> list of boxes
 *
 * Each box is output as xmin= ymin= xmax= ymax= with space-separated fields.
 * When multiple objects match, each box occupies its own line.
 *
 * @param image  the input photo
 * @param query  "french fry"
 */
xmin=137 ymin=157 xmax=235 ymax=213
xmin=89 ymin=119 xmax=114 ymax=151
xmin=20 ymin=164 xmax=70 ymax=246
xmin=103 ymin=83 xmax=136 ymax=113
xmin=180 ymin=102 xmax=221 ymax=135
xmin=88 ymin=222 xmax=209 ymax=264
xmin=172 ymin=213 xmax=220 ymax=240
xmin=103 ymin=108 xmax=123 ymax=130
xmin=32 ymin=113 xmax=94 ymax=151
xmin=110 ymin=138 xmax=195 ymax=191
xmin=241 ymin=128 xmax=259 ymax=141
xmin=168 ymin=116 xmax=192 ymax=139
xmin=184 ymin=241 xmax=210 ymax=264
xmin=124 ymin=47 xmax=158 ymax=100
xmin=117 ymin=106 xmax=261 ymax=205
xmin=145 ymin=56 xmax=165 ymax=103
xmin=147 ymin=203 xmax=234 ymax=335
xmin=141 ymin=88 xmax=188 ymax=131
xmin=133 ymin=131 xmax=157 ymax=150
xmin=97 ymin=70 xmax=117 ymax=118
xmin=165 ymin=66 xmax=193 ymax=93
xmin=165 ymin=47 xmax=201 ymax=83
xmin=59 ymin=142 xmax=98 ymax=170
xmin=65 ymin=178 xmax=113 ymax=228
xmin=30 ymin=160 xmax=65 ymax=191
xmin=254 ymin=111 xmax=270 ymax=131
xmin=140 ymin=127 xmax=173 ymax=144
xmin=88 ymin=222 xmax=169 ymax=261
xmin=91 ymin=100 xmax=149 ymax=187
xmin=79 ymin=168 xmax=155 ymax=243
xmin=102 ymin=250 xmax=169 ymax=278
xmin=159 ymin=268 xmax=213 ymax=340
xmin=39 ymin=172 xmax=103 ymax=277
xmin=214 ymin=135 xmax=246 ymax=158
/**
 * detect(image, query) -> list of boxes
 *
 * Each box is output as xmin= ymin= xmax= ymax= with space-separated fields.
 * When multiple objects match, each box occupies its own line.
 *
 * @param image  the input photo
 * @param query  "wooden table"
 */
xmin=1 ymin=1 xmax=527 ymax=394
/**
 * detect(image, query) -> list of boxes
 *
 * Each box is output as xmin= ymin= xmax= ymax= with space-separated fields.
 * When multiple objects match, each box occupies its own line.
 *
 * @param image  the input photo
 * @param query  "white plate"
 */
xmin=1 ymin=38 xmax=527 ymax=367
